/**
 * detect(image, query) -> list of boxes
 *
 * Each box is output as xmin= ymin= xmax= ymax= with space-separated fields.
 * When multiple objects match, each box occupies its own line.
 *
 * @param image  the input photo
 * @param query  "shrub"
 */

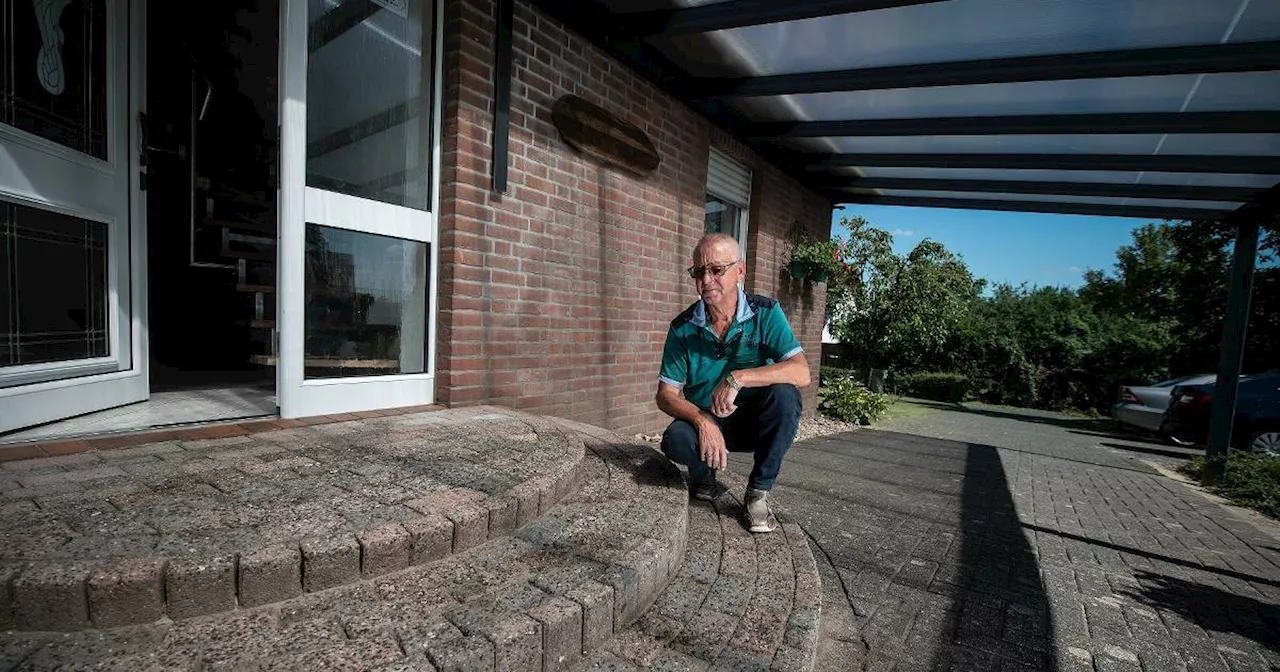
xmin=901 ymin=372 xmax=971 ymax=403
xmin=819 ymin=377 xmax=890 ymax=425
xmin=820 ymin=366 xmax=855 ymax=386
xmin=1178 ymin=453 xmax=1280 ymax=519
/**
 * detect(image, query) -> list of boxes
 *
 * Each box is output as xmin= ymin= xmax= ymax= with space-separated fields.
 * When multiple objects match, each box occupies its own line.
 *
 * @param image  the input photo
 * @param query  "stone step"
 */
xmin=0 ymin=408 xmax=586 ymax=630
xmin=578 ymin=491 xmax=823 ymax=672
xmin=0 ymin=419 xmax=690 ymax=670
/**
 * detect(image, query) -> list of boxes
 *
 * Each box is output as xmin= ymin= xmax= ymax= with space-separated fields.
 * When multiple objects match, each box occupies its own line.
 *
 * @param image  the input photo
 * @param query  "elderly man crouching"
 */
xmin=654 ymin=233 xmax=811 ymax=533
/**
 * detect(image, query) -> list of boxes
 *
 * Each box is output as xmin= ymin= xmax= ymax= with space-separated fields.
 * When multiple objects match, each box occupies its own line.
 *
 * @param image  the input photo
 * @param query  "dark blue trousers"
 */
xmin=660 ymin=383 xmax=802 ymax=491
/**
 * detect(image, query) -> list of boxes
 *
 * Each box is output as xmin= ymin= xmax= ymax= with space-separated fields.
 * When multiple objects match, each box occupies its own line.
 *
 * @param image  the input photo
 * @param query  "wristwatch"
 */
xmin=725 ymin=372 xmax=742 ymax=391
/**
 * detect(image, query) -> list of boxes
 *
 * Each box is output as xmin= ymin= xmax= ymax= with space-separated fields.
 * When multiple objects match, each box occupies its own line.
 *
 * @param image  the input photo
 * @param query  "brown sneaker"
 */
xmin=744 ymin=488 xmax=777 ymax=533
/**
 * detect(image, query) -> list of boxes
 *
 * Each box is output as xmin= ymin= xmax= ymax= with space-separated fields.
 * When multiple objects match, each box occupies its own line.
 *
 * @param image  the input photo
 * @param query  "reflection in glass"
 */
xmin=705 ymin=194 xmax=742 ymax=238
xmin=2 ymin=0 xmax=108 ymax=158
xmin=304 ymin=223 xmax=428 ymax=378
xmin=1 ymin=200 xmax=109 ymax=368
xmin=306 ymin=0 xmax=433 ymax=210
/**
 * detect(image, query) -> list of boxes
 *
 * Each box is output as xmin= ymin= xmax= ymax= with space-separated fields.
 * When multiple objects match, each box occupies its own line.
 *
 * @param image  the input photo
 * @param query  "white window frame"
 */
xmin=705 ymin=147 xmax=752 ymax=263
xmin=0 ymin=0 xmax=149 ymax=432
xmin=276 ymin=0 xmax=442 ymax=418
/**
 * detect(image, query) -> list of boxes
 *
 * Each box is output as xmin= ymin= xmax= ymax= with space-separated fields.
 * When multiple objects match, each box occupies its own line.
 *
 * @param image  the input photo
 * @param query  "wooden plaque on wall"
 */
xmin=551 ymin=94 xmax=661 ymax=177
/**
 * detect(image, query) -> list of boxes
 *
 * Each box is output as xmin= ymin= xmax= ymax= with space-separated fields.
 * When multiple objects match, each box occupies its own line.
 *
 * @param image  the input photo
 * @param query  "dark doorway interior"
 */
xmin=145 ymin=0 xmax=279 ymax=393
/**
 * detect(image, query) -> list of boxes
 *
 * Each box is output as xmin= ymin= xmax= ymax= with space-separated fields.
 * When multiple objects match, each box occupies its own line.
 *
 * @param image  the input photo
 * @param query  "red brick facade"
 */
xmin=435 ymin=0 xmax=832 ymax=436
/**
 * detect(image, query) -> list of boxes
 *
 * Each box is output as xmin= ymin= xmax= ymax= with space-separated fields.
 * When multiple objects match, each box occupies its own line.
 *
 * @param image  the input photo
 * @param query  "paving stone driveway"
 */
xmin=730 ymin=403 xmax=1280 ymax=671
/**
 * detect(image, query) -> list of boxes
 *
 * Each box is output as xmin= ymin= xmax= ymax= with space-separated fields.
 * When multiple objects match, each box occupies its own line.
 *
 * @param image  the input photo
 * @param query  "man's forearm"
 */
xmin=732 ymin=354 xmax=811 ymax=389
xmin=656 ymin=390 xmax=713 ymax=428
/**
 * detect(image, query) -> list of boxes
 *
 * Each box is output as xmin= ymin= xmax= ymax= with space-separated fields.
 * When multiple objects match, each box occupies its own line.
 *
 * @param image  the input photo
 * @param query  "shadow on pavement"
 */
xmin=900 ymin=397 xmax=1120 ymax=434
xmin=1117 ymin=572 xmax=1280 ymax=654
xmin=930 ymin=442 xmax=1058 ymax=670
xmin=1020 ymin=523 xmax=1280 ymax=589
xmin=1098 ymin=441 xmax=1200 ymax=461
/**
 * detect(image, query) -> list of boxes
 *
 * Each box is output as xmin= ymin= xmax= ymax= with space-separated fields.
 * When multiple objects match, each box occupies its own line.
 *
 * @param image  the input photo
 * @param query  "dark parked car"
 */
xmin=1162 ymin=371 xmax=1280 ymax=455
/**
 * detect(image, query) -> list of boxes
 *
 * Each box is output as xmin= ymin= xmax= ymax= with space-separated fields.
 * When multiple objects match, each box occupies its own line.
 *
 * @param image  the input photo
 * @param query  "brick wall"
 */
xmin=436 ymin=0 xmax=832 ymax=436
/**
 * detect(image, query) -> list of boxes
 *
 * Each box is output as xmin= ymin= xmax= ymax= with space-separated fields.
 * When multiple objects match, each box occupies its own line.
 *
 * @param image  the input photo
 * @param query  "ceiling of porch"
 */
xmin=533 ymin=0 xmax=1280 ymax=222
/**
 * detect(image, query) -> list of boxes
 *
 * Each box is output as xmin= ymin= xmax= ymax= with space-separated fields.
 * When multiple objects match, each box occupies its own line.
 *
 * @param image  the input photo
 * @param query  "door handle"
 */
xmin=138 ymin=111 xmax=188 ymax=165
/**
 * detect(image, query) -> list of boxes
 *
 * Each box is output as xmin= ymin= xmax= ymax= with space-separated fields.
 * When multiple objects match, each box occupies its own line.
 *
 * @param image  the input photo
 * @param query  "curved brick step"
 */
xmin=578 ymin=491 xmax=822 ymax=672
xmin=0 ymin=423 xmax=689 ymax=670
xmin=0 ymin=407 xmax=585 ymax=630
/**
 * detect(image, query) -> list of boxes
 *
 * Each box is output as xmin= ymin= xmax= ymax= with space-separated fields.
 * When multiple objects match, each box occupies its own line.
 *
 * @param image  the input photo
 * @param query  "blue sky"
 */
xmin=830 ymin=205 xmax=1152 ymax=290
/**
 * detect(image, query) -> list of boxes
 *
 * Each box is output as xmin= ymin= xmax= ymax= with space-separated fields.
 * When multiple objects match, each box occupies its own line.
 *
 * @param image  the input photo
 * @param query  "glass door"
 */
xmin=0 ymin=0 xmax=146 ymax=433
xmin=276 ymin=0 xmax=439 ymax=418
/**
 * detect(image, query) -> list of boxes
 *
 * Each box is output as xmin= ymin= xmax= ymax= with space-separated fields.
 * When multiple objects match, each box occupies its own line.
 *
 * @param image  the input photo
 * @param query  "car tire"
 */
xmin=1248 ymin=428 xmax=1280 ymax=457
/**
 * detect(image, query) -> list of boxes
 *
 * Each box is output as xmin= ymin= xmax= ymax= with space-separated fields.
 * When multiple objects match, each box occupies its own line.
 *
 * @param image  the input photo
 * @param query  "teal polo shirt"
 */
xmin=658 ymin=289 xmax=803 ymax=410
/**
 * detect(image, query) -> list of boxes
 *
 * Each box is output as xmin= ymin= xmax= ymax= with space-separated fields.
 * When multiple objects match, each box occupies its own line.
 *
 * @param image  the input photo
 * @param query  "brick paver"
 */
xmin=580 ymin=492 xmax=823 ymax=672
xmin=0 ymin=422 xmax=689 ymax=670
xmin=747 ymin=408 xmax=1280 ymax=672
xmin=0 ymin=408 xmax=585 ymax=627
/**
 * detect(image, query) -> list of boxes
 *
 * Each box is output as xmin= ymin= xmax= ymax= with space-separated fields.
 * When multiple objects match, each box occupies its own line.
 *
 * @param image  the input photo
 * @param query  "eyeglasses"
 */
xmin=687 ymin=260 xmax=740 ymax=280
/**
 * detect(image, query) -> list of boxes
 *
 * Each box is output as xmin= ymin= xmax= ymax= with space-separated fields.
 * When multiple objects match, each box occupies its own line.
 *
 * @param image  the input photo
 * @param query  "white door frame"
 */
xmin=276 ymin=0 xmax=442 ymax=418
xmin=0 ymin=0 xmax=149 ymax=434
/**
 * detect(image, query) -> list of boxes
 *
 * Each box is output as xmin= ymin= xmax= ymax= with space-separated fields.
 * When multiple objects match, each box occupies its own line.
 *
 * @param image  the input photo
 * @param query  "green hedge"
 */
xmin=820 ymin=366 xmax=856 ymax=386
xmin=900 ymin=372 xmax=970 ymax=403
xmin=819 ymin=377 xmax=890 ymax=425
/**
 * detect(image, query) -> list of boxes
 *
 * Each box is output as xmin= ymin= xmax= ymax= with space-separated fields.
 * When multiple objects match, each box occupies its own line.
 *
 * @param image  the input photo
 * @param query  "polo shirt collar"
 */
xmin=691 ymin=287 xmax=754 ymax=329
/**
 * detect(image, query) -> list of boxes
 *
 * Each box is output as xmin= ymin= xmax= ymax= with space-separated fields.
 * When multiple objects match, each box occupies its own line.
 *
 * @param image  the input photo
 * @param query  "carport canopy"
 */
xmin=531 ymin=0 xmax=1280 ymax=468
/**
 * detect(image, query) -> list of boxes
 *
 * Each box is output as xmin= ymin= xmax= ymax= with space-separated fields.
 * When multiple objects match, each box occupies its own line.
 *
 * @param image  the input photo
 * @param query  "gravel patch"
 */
xmin=636 ymin=413 xmax=862 ymax=446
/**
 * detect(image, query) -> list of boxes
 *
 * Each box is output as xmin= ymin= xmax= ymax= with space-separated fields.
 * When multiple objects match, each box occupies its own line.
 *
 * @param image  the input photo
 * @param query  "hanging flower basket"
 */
xmin=789 ymin=237 xmax=839 ymax=283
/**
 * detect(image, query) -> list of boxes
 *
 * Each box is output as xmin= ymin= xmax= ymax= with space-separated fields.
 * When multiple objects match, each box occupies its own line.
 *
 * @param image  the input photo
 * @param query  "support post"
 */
xmin=491 ymin=0 xmax=513 ymax=193
xmin=1204 ymin=218 xmax=1261 ymax=483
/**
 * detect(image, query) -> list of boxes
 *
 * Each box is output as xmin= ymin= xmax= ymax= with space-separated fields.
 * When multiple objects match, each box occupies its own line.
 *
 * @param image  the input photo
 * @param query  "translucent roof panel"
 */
xmin=779 ymin=134 xmax=1280 ymax=156
xmin=1183 ymin=72 xmax=1280 ymax=112
xmin=599 ymin=0 xmax=1280 ymax=221
xmin=735 ymin=72 xmax=1280 ymax=123
xmin=849 ymin=189 xmax=1243 ymax=211
xmin=839 ymin=167 xmax=1280 ymax=190
xmin=711 ymin=0 xmax=1280 ymax=75
xmin=1158 ymin=134 xmax=1280 ymax=155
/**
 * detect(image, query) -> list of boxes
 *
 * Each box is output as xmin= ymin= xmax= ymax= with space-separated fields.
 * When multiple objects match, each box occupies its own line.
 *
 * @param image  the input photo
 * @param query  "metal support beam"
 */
xmin=309 ymin=0 xmax=381 ymax=52
xmin=844 ymin=194 xmax=1230 ymax=220
xmin=693 ymin=40 xmax=1280 ymax=97
xmin=492 ymin=0 xmax=514 ymax=192
xmin=806 ymin=153 xmax=1280 ymax=174
xmin=1204 ymin=219 xmax=1262 ymax=481
xmin=626 ymin=0 xmax=948 ymax=37
xmin=747 ymin=111 xmax=1280 ymax=138
xmin=831 ymin=177 xmax=1258 ymax=202
xmin=307 ymin=98 xmax=420 ymax=160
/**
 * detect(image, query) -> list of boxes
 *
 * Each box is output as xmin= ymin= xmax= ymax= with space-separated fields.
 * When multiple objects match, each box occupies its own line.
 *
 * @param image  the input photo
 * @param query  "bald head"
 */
xmin=693 ymin=233 xmax=740 ymax=263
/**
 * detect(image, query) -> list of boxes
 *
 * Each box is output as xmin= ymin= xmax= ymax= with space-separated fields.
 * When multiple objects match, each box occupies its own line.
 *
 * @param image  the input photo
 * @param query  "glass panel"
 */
xmin=872 ymin=189 xmax=1243 ymax=211
xmin=718 ymin=0 xmax=1264 ymax=75
xmin=1 ymin=0 xmax=108 ymax=159
xmin=1 ymin=200 xmax=109 ymax=368
xmin=852 ymin=167 xmax=1280 ymax=190
xmin=705 ymin=195 xmax=741 ymax=238
xmin=306 ymin=0 xmax=432 ymax=210
xmin=304 ymin=223 xmax=427 ymax=378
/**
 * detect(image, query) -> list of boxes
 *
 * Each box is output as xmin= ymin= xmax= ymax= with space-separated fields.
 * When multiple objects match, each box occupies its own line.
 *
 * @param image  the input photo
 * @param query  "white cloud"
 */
xmin=1067 ymin=265 xmax=1081 ymax=274
xmin=891 ymin=228 xmax=916 ymax=237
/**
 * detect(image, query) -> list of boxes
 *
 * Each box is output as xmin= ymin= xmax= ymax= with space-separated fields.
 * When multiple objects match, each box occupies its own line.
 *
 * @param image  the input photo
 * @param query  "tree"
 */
xmin=827 ymin=218 xmax=979 ymax=371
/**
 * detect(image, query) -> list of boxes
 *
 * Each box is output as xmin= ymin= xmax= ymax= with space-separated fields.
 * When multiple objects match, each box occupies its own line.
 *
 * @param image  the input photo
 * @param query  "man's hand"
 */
xmin=696 ymin=416 xmax=728 ymax=470
xmin=710 ymin=377 xmax=740 ymax=418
